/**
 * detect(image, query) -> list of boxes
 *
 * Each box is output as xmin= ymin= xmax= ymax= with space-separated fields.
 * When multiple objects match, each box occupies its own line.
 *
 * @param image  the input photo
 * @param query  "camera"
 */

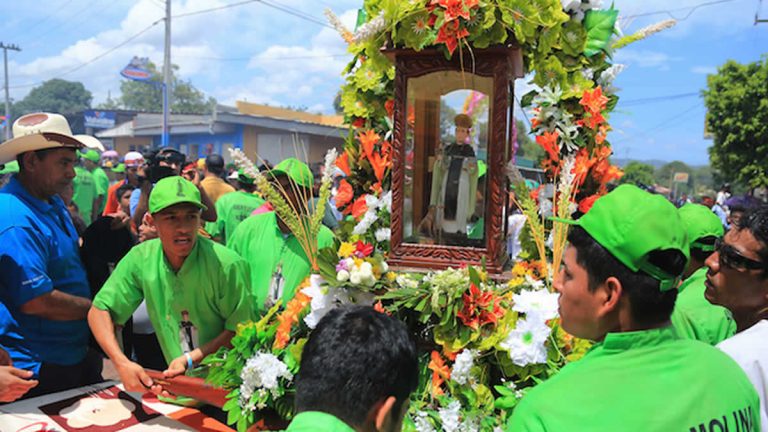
xmin=138 ymin=148 xmax=186 ymax=184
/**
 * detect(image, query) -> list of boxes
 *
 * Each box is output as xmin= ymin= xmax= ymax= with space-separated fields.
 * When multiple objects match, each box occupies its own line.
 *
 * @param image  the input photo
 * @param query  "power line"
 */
xmin=11 ymin=0 xmax=77 ymax=41
xmin=9 ymin=20 xmax=162 ymax=90
xmin=172 ymin=0 xmax=332 ymax=29
xmin=175 ymin=53 xmax=349 ymax=62
xmin=621 ymin=0 xmax=737 ymax=21
xmin=620 ymin=92 xmax=701 ymax=107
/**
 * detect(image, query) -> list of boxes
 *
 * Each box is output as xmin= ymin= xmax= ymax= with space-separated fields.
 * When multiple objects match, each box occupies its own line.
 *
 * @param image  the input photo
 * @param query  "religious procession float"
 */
xmin=173 ymin=1 xmax=677 ymax=430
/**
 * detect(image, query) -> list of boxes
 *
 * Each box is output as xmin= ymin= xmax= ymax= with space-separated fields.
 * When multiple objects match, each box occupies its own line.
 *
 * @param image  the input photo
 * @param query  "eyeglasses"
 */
xmin=714 ymin=238 xmax=764 ymax=272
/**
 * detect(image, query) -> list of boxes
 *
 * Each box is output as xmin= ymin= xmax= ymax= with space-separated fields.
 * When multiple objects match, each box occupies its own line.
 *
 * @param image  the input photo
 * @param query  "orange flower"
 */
xmin=582 ymin=111 xmax=605 ymax=130
xmin=536 ymin=131 xmax=560 ymax=163
xmin=369 ymin=152 xmax=390 ymax=183
xmin=457 ymin=283 xmax=505 ymax=330
xmin=578 ymin=195 xmax=599 ymax=214
xmin=335 ymin=179 xmax=353 ymax=209
xmin=579 ymin=86 xmax=609 ymax=116
xmin=435 ymin=20 xmax=469 ymax=55
xmin=352 ymin=195 xmax=369 ymax=219
xmin=352 ymin=118 xmax=365 ymax=129
xmin=357 ymin=130 xmax=380 ymax=163
xmin=335 ymin=152 xmax=351 ymax=176
xmin=384 ymin=99 xmax=395 ymax=118
xmin=428 ymin=350 xmax=451 ymax=396
xmin=274 ymin=291 xmax=311 ymax=350
xmin=439 ymin=0 xmax=471 ymax=22
xmin=573 ymin=148 xmax=593 ymax=183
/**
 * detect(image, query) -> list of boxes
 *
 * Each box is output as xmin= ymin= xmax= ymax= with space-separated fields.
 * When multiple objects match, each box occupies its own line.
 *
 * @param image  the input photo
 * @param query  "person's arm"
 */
xmin=164 ymin=330 xmax=234 ymax=378
xmin=131 ymin=181 xmax=152 ymax=229
xmin=20 ymin=290 xmax=91 ymax=321
xmin=197 ymin=185 xmax=217 ymax=222
xmin=88 ymin=307 xmax=153 ymax=392
xmin=0 ymin=366 xmax=38 ymax=402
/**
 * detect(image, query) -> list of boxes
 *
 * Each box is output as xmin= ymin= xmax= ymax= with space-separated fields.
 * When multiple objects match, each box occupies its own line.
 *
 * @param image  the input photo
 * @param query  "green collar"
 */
xmin=600 ymin=326 xmax=678 ymax=353
xmin=286 ymin=411 xmax=356 ymax=432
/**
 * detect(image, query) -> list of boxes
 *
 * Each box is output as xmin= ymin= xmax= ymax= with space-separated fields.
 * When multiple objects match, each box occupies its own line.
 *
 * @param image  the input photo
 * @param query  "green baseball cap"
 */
xmin=80 ymin=149 xmax=100 ymax=163
xmin=553 ymin=184 xmax=689 ymax=291
xmin=0 ymin=160 xmax=19 ymax=175
xmin=238 ymin=169 xmax=255 ymax=185
xmin=477 ymin=160 xmax=487 ymax=178
xmin=112 ymin=163 xmax=126 ymax=174
xmin=678 ymin=203 xmax=724 ymax=252
xmin=269 ymin=158 xmax=313 ymax=189
xmin=149 ymin=176 xmax=208 ymax=214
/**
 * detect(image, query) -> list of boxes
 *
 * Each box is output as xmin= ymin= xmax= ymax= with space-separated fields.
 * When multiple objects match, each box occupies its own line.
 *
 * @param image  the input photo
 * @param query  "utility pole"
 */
xmin=162 ymin=0 xmax=171 ymax=147
xmin=1 ymin=43 xmax=21 ymax=141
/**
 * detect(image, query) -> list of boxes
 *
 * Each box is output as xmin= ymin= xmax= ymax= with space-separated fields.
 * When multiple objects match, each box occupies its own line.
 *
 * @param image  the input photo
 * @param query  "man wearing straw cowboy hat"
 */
xmin=0 ymin=112 xmax=102 ymax=398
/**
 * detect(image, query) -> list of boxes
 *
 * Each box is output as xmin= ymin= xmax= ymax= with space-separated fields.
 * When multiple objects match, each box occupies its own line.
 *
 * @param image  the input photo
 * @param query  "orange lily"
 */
xmin=274 ymin=291 xmax=311 ymax=350
xmin=428 ymin=350 xmax=451 ymax=396
xmin=352 ymin=195 xmax=369 ymax=219
xmin=335 ymin=152 xmax=351 ymax=176
xmin=536 ymin=131 xmax=560 ymax=163
xmin=435 ymin=20 xmax=469 ymax=55
xmin=579 ymin=86 xmax=609 ymax=116
xmin=335 ymin=179 xmax=353 ymax=209
xmin=358 ymin=129 xmax=380 ymax=163
xmin=439 ymin=0 xmax=471 ymax=22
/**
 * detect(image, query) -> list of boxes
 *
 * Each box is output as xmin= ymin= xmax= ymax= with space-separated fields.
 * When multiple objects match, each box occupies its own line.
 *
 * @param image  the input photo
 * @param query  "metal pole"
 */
xmin=162 ymin=0 xmax=171 ymax=148
xmin=1 ymin=43 xmax=21 ymax=141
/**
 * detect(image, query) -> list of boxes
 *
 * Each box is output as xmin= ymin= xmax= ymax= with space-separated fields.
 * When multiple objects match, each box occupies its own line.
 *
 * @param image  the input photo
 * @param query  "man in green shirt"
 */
xmin=228 ymin=158 xmax=334 ymax=311
xmin=209 ymin=169 xmax=264 ymax=245
xmin=287 ymin=306 xmax=418 ymax=432
xmin=507 ymin=185 xmax=761 ymax=432
xmin=671 ymin=203 xmax=735 ymax=344
xmin=72 ymin=161 xmax=97 ymax=223
xmin=78 ymin=145 xmax=110 ymax=214
xmin=88 ymin=176 xmax=256 ymax=396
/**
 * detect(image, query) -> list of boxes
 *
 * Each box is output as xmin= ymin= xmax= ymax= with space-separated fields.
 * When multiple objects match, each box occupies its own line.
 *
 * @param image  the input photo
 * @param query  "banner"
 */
xmin=120 ymin=56 xmax=153 ymax=81
xmin=84 ymin=110 xmax=116 ymax=129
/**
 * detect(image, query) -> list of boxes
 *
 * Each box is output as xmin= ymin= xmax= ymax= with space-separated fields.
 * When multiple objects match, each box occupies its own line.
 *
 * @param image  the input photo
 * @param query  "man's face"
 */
xmin=728 ymin=210 xmax=744 ymax=228
xmin=274 ymin=174 xmax=309 ymax=214
xmin=24 ymin=148 xmax=77 ymax=198
xmin=83 ymin=159 xmax=97 ymax=170
xmin=150 ymin=204 xmax=200 ymax=260
xmin=118 ymin=190 xmax=132 ymax=214
xmin=554 ymin=246 xmax=606 ymax=340
xmin=704 ymin=228 xmax=768 ymax=317
xmin=455 ymin=126 xmax=470 ymax=144
xmin=126 ymin=166 xmax=139 ymax=185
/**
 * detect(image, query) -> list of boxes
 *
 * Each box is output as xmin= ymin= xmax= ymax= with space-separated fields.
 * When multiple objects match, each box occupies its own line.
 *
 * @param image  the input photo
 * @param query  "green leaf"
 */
xmin=560 ymin=21 xmax=587 ymax=57
xmin=583 ymin=9 xmax=619 ymax=57
xmin=520 ymin=90 xmax=538 ymax=108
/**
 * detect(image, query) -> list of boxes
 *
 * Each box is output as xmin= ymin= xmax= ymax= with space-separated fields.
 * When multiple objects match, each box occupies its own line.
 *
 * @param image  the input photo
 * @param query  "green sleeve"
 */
xmin=92 ymin=252 xmax=144 ymax=325
xmin=219 ymin=258 xmax=257 ymax=330
xmin=506 ymin=396 xmax=547 ymax=432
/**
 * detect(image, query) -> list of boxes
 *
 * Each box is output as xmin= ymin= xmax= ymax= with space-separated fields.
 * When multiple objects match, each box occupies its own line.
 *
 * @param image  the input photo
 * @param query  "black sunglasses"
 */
xmin=715 ymin=238 xmax=764 ymax=271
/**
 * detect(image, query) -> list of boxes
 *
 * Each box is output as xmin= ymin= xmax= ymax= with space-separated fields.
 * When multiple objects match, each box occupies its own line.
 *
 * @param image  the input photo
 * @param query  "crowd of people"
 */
xmin=0 ymin=112 xmax=766 ymax=432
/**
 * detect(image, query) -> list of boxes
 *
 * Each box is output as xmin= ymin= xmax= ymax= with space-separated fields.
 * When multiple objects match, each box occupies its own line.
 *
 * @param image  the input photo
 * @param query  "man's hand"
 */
xmin=115 ymin=360 xmax=153 ymax=393
xmin=107 ymin=210 xmax=131 ymax=231
xmin=138 ymin=214 xmax=158 ymax=243
xmin=0 ymin=366 xmax=38 ymax=402
xmin=0 ymin=347 xmax=12 ymax=366
xmin=164 ymin=355 xmax=188 ymax=379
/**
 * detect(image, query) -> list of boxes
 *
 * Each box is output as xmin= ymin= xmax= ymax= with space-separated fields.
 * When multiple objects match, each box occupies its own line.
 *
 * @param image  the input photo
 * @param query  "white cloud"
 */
xmin=691 ymin=66 xmax=716 ymax=75
xmin=614 ymin=49 xmax=677 ymax=70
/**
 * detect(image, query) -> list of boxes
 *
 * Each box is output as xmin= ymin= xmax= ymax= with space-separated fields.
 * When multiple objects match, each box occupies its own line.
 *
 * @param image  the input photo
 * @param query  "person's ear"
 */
xmin=374 ymin=396 xmax=397 ymax=432
xmin=145 ymin=213 xmax=156 ymax=228
xmin=21 ymin=152 xmax=38 ymax=172
xmin=596 ymin=276 xmax=623 ymax=318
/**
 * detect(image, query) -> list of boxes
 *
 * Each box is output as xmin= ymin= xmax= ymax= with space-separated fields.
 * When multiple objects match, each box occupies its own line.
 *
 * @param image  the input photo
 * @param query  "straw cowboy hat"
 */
xmin=74 ymin=134 xmax=106 ymax=152
xmin=0 ymin=112 xmax=86 ymax=165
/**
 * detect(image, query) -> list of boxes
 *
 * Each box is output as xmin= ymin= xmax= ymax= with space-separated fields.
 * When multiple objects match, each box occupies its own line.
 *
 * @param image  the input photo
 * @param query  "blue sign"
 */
xmin=84 ymin=110 xmax=116 ymax=129
xmin=120 ymin=56 xmax=152 ymax=81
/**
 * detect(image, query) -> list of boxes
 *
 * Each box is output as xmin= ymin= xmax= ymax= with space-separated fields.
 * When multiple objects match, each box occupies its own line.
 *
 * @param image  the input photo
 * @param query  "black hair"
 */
xmin=116 ymin=184 xmax=136 ymax=201
xmin=568 ymin=226 xmax=686 ymax=327
xmin=690 ymin=235 xmax=718 ymax=263
xmin=295 ymin=306 xmax=418 ymax=428
xmin=237 ymin=180 xmax=257 ymax=193
xmin=16 ymin=148 xmax=59 ymax=171
xmin=738 ymin=205 xmax=768 ymax=267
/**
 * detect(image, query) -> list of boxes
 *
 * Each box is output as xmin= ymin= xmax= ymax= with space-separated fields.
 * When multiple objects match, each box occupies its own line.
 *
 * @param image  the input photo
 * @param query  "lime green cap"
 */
xmin=149 ymin=176 xmax=208 ymax=214
xmin=553 ymin=184 xmax=689 ymax=291
xmin=477 ymin=160 xmax=487 ymax=178
xmin=269 ymin=158 xmax=313 ymax=189
xmin=238 ymin=169 xmax=255 ymax=185
xmin=112 ymin=163 xmax=126 ymax=173
xmin=0 ymin=160 xmax=19 ymax=175
xmin=80 ymin=149 xmax=100 ymax=163
xmin=678 ymin=203 xmax=724 ymax=252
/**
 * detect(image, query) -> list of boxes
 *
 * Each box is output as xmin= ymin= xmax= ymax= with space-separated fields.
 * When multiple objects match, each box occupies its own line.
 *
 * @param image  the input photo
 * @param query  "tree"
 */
xmin=656 ymin=161 xmax=694 ymax=196
xmin=13 ymin=79 xmax=92 ymax=117
xmin=619 ymin=161 xmax=656 ymax=187
xmin=514 ymin=119 xmax=543 ymax=162
xmin=116 ymin=61 xmax=215 ymax=114
xmin=703 ymin=57 xmax=768 ymax=188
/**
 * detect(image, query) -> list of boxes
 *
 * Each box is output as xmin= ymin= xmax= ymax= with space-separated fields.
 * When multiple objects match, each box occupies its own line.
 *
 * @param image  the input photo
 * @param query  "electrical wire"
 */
xmin=621 ymin=0 xmax=737 ymax=21
xmin=620 ymin=92 xmax=701 ymax=107
xmin=9 ymin=19 xmax=163 ymax=89
xmin=172 ymin=0 xmax=332 ymax=29
xmin=175 ymin=53 xmax=349 ymax=62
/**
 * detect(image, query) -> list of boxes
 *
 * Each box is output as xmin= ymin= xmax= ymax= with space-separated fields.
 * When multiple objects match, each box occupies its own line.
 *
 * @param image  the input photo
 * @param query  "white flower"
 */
xmin=513 ymin=289 xmax=560 ymax=320
xmin=375 ymin=228 xmax=391 ymax=242
xmin=350 ymin=272 xmax=362 ymax=285
xmin=380 ymin=191 xmax=392 ymax=212
xmin=500 ymin=317 xmax=552 ymax=367
xmin=414 ymin=411 xmax=436 ymax=432
xmin=451 ymin=349 xmax=477 ymax=386
xmin=396 ymin=275 xmax=419 ymax=289
xmin=337 ymin=270 xmax=350 ymax=282
xmin=438 ymin=400 xmax=462 ymax=432
xmin=321 ymin=148 xmax=338 ymax=185
xmin=239 ymin=352 xmax=293 ymax=406
xmin=380 ymin=260 xmax=389 ymax=273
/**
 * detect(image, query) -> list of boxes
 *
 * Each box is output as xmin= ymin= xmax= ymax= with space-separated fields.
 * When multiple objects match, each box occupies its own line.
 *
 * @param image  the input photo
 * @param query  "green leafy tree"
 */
xmin=619 ymin=161 xmax=656 ymax=187
xmin=515 ymin=119 xmax=543 ymax=162
xmin=116 ymin=61 xmax=215 ymax=114
xmin=656 ymin=161 xmax=694 ymax=196
xmin=703 ymin=57 xmax=768 ymax=187
xmin=13 ymin=79 xmax=92 ymax=117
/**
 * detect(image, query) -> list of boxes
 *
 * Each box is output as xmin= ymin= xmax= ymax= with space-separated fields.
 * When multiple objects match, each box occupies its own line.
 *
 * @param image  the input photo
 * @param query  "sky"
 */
xmin=0 ymin=0 xmax=766 ymax=166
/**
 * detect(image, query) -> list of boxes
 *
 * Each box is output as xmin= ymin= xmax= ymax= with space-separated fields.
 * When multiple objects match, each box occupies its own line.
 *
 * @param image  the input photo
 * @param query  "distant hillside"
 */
xmin=612 ymin=158 xmax=670 ymax=169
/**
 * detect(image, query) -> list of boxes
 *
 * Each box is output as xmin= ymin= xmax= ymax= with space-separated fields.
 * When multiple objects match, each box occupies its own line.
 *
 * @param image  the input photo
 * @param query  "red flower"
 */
xmin=384 ymin=99 xmax=395 ymax=118
xmin=335 ymin=152 xmax=351 ymax=177
xmin=335 ymin=179 xmax=353 ymax=209
xmin=354 ymin=240 xmax=374 ymax=258
xmin=435 ymin=20 xmax=469 ymax=55
xmin=578 ymin=195 xmax=599 ymax=214
xmin=536 ymin=131 xmax=560 ymax=163
xmin=352 ymin=195 xmax=368 ymax=219
xmin=457 ymin=284 xmax=504 ymax=330
xmin=351 ymin=117 xmax=366 ymax=129
xmin=439 ymin=0 xmax=471 ymax=22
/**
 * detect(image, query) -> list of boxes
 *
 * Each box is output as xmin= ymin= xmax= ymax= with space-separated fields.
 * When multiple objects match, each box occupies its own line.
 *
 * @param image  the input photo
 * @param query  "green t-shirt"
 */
xmin=72 ymin=166 xmax=96 ymax=223
xmin=93 ymin=236 xmax=256 ymax=364
xmin=507 ymin=327 xmax=761 ymax=432
xmin=91 ymin=166 xmax=110 ymax=213
xmin=228 ymin=211 xmax=335 ymax=312
xmin=285 ymin=412 xmax=355 ymax=432
xmin=209 ymin=191 xmax=265 ymax=244
xmin=671 ymin=267 xmax=736 ymax=345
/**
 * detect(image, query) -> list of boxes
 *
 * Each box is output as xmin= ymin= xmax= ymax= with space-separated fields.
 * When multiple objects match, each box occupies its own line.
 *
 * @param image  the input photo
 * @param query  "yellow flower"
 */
xmin=338 ymin=242 xmax=356 ymax=258
xmin=386 ymin=272 xmax=398 ymax=282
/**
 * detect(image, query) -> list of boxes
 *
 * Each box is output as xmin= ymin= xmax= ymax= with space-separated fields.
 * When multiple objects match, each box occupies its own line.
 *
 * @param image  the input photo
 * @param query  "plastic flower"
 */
xmin=338 ymin=242 xmax=356 ymax=258
xmin=335 ymin=179 xmax=353 ymax=209
xmin=239 ymin=352 xmax=293 ymax=404
xmin=375 ymin=228 xmax=391 ymax=242
xmin=457 ymin=283 xmax=505 ymax=330
xmin=500 ymin=317 xmax=552 ymax=367
xmin=438 ymin=400 xmax=462 ymax=432
xmin=451 ymin=349 xmax=476 ymax=385
xmin=513 ymin=289 xmax=560 ymax=321
xmin=439 ymin=0 xmax=471 ymax=22
xmin=413 ymin=411 xmax=436 ymax=432
xmin=536 ymin=131 xmax=560 ymax=163
xmin=435 ymin=20 xmax=469 ymax=55
xmin=428 ymin=350 xmax=451 ymax=396
xmin=273 ymin=291 xmax=311 ymax=350
xmin=579 ymin=86 xmax=609 ymax=116
xmin=354 ymin=241 xmax=374 ymax=258
xmin=358 ymin=129 xmax=380 ymax=163
xmin=351 ymin=195 xmax=369 ymax=219
xmin=335 ymin=151 xmax=351 ymax=176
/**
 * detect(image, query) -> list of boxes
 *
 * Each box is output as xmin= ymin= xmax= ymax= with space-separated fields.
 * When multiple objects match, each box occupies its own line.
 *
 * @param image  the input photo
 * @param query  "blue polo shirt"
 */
xmin=0 ymin=176 xmax=91 ymax=374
